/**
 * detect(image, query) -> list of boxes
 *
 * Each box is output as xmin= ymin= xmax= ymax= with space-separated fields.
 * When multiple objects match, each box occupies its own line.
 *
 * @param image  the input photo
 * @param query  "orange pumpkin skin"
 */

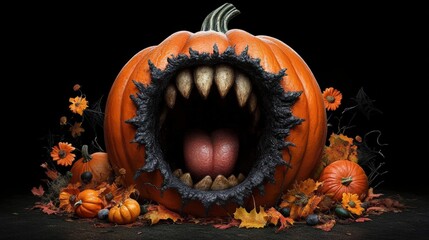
xmin=108 ymin=198 xmax=141 ymax=225
xmin=74 ymin=189 xmax=104 ymax=218
xmin=70 ymin=145 xmax=113 ymax=185
xmin=318 ymin=160 xmax=369 ymax=201
xmin=104 ymin=4 xmax=326 ymax=217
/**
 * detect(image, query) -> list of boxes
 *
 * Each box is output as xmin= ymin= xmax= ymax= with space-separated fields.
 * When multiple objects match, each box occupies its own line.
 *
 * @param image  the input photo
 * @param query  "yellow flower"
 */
xmin=69 ymin=122 xmax=85 ymax=138
xmin=342 ymin=193 xmax=364 ymax=216
xmin=69 ymin=96 xmax=88 ymax=115
xmin=322 ymin=87 xmax=342 ymax=111
xmin=50 ymin=142 xmax=76 ymax=166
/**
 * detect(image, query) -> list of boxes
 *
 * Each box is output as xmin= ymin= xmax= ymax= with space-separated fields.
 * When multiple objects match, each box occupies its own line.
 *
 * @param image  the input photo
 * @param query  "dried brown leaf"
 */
xmin=314 ymin=219 xmax=336 ymax=231
xmin=31 ymin=185 xmax=44 ymax=197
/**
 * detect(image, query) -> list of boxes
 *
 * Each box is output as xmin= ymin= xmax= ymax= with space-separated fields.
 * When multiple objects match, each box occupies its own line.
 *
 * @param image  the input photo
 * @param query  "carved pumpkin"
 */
xmin=318 ymin=160 xmax=369 ymax=201
xmin=74 ymin=189 xmax=104 ymax=218
xmin=70 ymin=145 xmax=113 ymax=185
xmin=104 ymin=3 xmax=326 ymax=217
xmin=108 ymin=198 xmax=141 ymax=225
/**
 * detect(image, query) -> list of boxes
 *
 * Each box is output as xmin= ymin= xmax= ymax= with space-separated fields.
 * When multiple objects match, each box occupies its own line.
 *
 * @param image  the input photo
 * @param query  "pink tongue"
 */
xmin=183 ymin=129 xmax=239 ymax=180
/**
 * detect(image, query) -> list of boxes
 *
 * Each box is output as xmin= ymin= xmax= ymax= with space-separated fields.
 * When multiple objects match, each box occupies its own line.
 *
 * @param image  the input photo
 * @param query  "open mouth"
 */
xmin=128 ymin=46 xmax=303 ymax=209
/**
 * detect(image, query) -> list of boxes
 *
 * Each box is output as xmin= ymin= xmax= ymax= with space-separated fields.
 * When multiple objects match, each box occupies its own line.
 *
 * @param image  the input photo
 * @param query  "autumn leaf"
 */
xmin=40 ymin=163 xmax=59 ymax=180
xmin=355 ymin=217 xmax=372 ymax=222
xmin=300 ymin=195 xmax=323 ymax=218
xmin=32 ymin=201 xmax=60 ymax=215
xmin=213 ymin=218 xmax=240 ymax=229
xmin=279 ymin=178 xmax=323 ymax=220
xmin=143 ymin=204 xmax=183 ymax=225
xmin=265 ymin=207 xmax=294 ymax=232
xmin=314 ymin=219 xmax=336 ymax=231
xmin=233 ymin=206 xmax=268 ymax=229
xmin=31 ymin=185 xmax=44 ymax=197
xmin=313 ymin=133 xmax=359 ymax=179
xmin=365 ymin=188 xmax=384 ymax=201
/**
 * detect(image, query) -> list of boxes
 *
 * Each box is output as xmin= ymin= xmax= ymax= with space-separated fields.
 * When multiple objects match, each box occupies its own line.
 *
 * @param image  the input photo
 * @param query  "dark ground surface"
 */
xmin=1 ymin=189 xmax=428 ymax=240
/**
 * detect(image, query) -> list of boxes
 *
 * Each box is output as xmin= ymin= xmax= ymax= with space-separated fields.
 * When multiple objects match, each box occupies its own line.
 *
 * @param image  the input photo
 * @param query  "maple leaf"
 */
xmin=233 ymin=206 xmax=268 ymax=229
xmin=213 ymin=218 xmax=241 ymax=229
xmin=32 ymin=201 xmax=60 ymax=215
xmin=314 ymin=219 xmax=336 ymax=231
xmin=31 ymin=185 xmax=45 ymax=197
xmin=265 ymin=207 xmax=294 ymax=232
xmin=143 ymin=204 xmax=183 ymax=225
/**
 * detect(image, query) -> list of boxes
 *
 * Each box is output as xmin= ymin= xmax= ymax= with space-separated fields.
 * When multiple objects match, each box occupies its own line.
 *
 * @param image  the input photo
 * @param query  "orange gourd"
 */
xmin=108 ymin=198 xmax=141 ymax=225
xmin=74 ymin=189 xmax=104 ymax=218
xmin=70 ymin=145 xmax=113 ymax=185
xmin=318 ymin=160 xmax=369 ymax=201
xmin=103 ymin=3 xmax=326 ymax=217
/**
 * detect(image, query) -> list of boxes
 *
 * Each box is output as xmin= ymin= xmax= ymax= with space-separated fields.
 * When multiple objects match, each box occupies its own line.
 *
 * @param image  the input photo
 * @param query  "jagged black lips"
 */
xmin=127 ymin=45 xmax=303 ymax=209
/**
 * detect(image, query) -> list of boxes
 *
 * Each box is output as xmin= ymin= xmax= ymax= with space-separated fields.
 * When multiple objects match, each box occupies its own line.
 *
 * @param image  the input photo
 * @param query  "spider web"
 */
xmin=349 ymin=87 xmax=383 ymax=120
xmin=83 ymin=95 xmax=105 ymax=151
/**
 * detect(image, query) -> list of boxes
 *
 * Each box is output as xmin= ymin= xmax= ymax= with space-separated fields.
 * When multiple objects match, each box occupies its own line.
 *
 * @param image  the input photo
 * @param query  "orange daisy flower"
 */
xmin=69 ymin=96 xmax=88 ymax=115
xmin=50 ymin=142 xmax=76 ymax=166
xmin=322 ymin=87 xmax=342 ymax=111
xmin=342 ymin=193 xmax=364 ymax=216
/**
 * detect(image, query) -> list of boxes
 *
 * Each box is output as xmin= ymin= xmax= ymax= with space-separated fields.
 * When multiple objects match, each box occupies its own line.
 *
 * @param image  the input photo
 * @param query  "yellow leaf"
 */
xmin=299 ymin=195 xmax=323 ymax=218
xmin=233 ymin=206 xmax=268 ymax=229
xmin=143 ymin=204 xmax=183 ymax=225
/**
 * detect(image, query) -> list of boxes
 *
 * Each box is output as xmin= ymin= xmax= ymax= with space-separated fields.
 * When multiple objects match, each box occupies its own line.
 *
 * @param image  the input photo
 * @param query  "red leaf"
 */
xmin=355 ymin=217 xmax=372 ymax=223
xmin=314 ymin=219 xmax=336 ymax=232
xmin=32 ymin=201 xmax=59 ymax=215
xmin=31 ymin=185 xmax=44 ymax=197
xmin=365 ymin=188 xmax=383 ymax=201
xmin=213 ymin=219 xmax=240 ymax=229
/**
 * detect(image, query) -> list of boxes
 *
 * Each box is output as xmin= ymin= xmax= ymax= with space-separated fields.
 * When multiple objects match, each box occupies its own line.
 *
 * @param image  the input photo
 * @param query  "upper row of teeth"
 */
xmin=164 ymin=64 xmax=258 ymax=112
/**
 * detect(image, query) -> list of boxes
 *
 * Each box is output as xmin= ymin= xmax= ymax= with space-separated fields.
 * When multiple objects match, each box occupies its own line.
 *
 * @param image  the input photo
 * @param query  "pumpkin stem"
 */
xmin=341 ymin=176 xmax=353 ymax=186
xmin=74 ymin=199 xmax=83 ymax=208
xmin=81 ymin=145 xmax=92 ymax=163
xmin=201 ymin=3 xmax=240 ymax=33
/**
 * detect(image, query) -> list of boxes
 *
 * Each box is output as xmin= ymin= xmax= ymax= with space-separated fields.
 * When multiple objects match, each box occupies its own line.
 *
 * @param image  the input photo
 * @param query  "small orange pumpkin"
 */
xmin=108 ymin=198 xmax=141 ymax=225
xmin=70 ymin=145 xmax=113 ymax=185
xmin=74 ymin=189 xmax=104 ymax=218
xmin=318 ymin=160 xmax=369 ymax=201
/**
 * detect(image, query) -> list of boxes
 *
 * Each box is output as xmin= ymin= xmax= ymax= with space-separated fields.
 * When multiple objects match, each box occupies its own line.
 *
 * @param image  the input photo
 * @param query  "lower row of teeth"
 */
xmin=173 ymin=169 xmax=245 ymax=190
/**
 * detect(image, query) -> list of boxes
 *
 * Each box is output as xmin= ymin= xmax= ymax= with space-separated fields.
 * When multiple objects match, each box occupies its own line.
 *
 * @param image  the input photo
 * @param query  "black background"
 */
xmin=4 ymin=1 xmax=428 ymax=196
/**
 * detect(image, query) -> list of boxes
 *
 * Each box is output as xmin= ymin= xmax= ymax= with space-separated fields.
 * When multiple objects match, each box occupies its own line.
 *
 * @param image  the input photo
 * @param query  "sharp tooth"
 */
xmin=173 ymin=169 xmax=183 ymax=178
xmin=194 ymin=66 xmax=214 ymax=99
xmin=234 ymin=72 xmax=252 ymax=107
xmin=179 ymin=173 xmax=193 ymax=187
xmin=194 ymin=175 xmax=213 ymax=190
xmin=164 ymin=84 xmax=176 ymax=109
xmin=248 ymin=92 xmax=257 ymax=113
xmin=176 ymin=69 xmax=193 ymax=99
xmin=237 ymin=173 xmax=245 ymax=183
xmin=227 ymin=174 xmax=239 ymax=187
xmin=210 ymin=175 xmax=230 ymax=190
xmin=214 ymin=64 xmax=234 ymax=98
